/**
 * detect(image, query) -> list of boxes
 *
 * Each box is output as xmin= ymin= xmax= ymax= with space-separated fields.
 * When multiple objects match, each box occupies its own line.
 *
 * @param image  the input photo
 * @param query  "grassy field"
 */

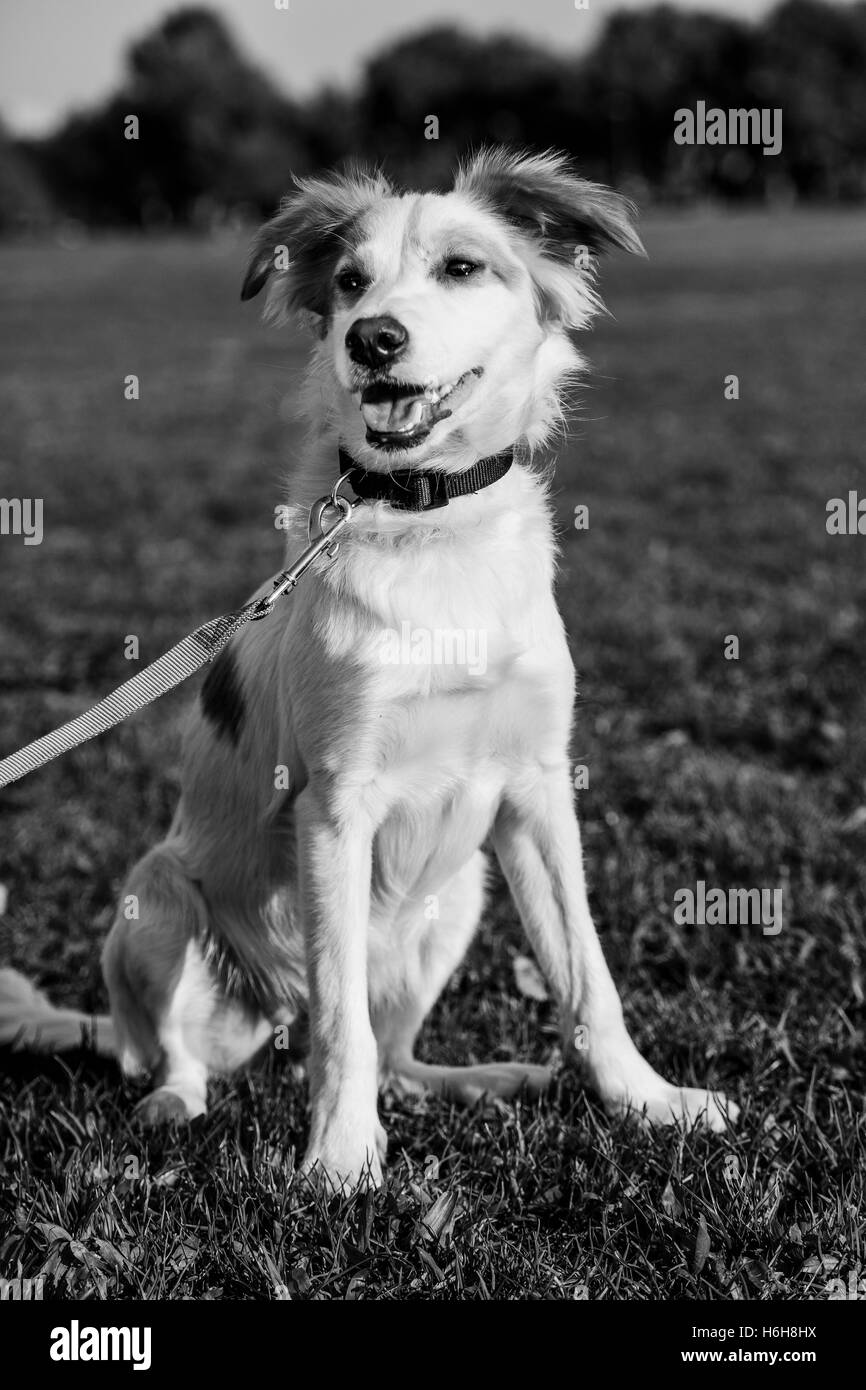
xmin=1 ymin=209 xmax=865 ymax=1301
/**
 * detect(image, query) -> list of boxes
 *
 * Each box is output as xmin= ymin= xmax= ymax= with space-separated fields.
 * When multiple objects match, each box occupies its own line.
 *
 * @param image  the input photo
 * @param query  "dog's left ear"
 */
xmin=455 ymin=147 xmax=645 ymax=262
xmin=241 ymin=166 xmax=392 ymax=321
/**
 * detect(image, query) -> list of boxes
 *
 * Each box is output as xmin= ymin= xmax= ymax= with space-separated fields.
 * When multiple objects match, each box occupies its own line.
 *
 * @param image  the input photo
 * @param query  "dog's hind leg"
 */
xmin=102 ymin=843 xmax=272 ymax=1124
xmin=374 ymin=852 xmax=552 ymax=1105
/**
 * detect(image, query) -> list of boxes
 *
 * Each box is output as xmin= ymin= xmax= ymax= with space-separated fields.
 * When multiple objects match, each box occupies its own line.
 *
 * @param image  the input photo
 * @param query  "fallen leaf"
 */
xmin=152 ymin=1167 xmax=181 ymax=1188
xmin=92 ymin=1239 xmax=126 ymax=1270
xmin=691 ymin=1215 xmax=711 ymax=1276
xmin=418 ymin=1189 xmax=460 ymax=1244
xmin=36 ymin=1221 xmax=74 ymax=1248
xmin=259 ymin=1249 xmax=283 ymax=1292
xmin=661 ymin=1180 xmax=682 ymax=1218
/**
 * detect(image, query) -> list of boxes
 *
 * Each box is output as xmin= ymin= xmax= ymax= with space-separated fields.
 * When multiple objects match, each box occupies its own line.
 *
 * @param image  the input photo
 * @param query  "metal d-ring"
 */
xmin=330 ymin=470 xmax=358 ymax=510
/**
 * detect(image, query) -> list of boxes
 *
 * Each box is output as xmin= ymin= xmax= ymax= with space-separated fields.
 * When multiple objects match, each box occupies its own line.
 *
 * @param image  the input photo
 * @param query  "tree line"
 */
xmin=2 ymin=0 xmax=865 ymax=234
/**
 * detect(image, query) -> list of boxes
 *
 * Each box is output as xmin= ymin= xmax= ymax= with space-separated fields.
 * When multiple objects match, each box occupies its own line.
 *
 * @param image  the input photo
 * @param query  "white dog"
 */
xmin=1 ymin=149 xmax=737 ymax=1189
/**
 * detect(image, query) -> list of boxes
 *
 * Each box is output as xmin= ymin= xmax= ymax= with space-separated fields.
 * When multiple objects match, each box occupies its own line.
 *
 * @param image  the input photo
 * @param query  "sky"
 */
xmin=0 ymin=0 xmax=837 ymax=136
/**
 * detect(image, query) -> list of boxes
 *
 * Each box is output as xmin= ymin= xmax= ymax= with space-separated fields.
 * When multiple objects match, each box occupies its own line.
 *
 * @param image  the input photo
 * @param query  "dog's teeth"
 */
xmin=359 ymin=372 xmax=476 ymax=437
xmin=402 ymin=400 xmax=426 ymax=429
xmin=424 ymin=381 xmax=457 ymax=404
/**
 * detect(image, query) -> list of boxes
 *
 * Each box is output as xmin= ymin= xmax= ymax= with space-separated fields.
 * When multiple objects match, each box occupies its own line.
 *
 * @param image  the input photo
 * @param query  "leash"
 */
xmin=0 ymin=449 xmax=514 ymax=790
xmin=0 ymin=476 xmax=358 ymax=790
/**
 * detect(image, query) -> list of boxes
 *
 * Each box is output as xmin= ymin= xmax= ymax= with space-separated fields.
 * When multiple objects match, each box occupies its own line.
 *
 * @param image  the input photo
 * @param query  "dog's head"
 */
xmin=242 ymin=148 xmax=644 ymax=471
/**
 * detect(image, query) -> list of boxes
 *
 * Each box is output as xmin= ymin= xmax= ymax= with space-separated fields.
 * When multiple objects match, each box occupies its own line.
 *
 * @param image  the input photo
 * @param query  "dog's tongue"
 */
xmin=360 ymin=384 xmax=428 ymax=434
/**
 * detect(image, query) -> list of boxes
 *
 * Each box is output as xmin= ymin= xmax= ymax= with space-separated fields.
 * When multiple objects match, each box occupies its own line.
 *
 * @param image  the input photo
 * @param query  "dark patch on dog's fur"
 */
xmin=455 ymin=148 xmax=644 ymax=261
xmin=193 ymin=912 xmax=275 ymax=1018
xmin=201 ymin=646 xmax=245 ymax=745
xmin=190 ymin=878 xmax=308 ymax=1033
xmin=240 ymin=166 xmax=393 ymax=316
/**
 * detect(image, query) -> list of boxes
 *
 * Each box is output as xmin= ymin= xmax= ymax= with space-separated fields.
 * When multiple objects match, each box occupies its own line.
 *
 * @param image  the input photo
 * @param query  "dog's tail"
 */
xmin=0 ymin=969 xmax=116 ymax=1056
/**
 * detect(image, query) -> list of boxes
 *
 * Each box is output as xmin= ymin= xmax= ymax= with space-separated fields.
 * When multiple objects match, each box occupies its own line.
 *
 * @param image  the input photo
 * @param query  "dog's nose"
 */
xmin=345 ymin=315 xmax=408 ymax=368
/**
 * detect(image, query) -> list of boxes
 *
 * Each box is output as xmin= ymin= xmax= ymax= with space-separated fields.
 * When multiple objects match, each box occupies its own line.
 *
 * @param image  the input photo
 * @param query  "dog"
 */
xmin=1 ymin=149 xmax=737 ymax=1189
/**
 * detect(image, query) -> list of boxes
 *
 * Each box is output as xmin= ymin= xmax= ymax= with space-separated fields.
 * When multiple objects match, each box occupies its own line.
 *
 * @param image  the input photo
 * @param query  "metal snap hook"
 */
xmin=307 ymin=491 xmax=353 ymax=555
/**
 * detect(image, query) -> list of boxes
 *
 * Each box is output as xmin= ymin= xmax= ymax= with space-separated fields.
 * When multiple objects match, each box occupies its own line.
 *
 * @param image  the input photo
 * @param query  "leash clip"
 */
xmin=251 ymin=479 xmax=360 ymax=620
xmin=307 ymin=474 xmax=357 ymax=553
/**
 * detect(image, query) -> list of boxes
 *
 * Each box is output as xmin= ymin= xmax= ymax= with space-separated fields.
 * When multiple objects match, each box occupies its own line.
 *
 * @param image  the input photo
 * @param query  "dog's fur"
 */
xmin=1 ymin=150 xmax=737 ymax=1188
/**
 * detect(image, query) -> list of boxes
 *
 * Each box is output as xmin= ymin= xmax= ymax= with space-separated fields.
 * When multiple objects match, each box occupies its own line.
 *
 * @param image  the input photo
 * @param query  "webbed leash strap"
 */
xmin=0 ymin=487 xmax=357 ymax=791
xmin=0 ymin=599 xmax=261 ymax=790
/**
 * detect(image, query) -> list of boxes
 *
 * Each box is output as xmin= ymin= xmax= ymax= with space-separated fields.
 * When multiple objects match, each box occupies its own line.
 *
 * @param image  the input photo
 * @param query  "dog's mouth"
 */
xmin=357 ymin=370 xmax=482 ymax=450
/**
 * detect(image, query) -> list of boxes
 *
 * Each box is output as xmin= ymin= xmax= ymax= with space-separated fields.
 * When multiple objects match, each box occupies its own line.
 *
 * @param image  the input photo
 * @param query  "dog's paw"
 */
xmin=134 ymin=1086 xmax=202 ymax=1127
xmin=614 ymin=1085 xmax=739 ymax=1133
xmin=300 ymin=1120 xmax=387 ymax=1194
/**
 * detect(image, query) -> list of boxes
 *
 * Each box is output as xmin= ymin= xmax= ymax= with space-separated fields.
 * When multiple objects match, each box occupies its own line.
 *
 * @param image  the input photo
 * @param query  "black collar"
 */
xmin=338 ymin=446 xmax=514 ymax=512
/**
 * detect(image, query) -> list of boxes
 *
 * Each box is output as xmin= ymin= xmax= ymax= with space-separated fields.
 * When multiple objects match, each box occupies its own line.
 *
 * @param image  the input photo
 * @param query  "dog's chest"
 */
xmin=311 ymin=519 xmax=573 ymax=790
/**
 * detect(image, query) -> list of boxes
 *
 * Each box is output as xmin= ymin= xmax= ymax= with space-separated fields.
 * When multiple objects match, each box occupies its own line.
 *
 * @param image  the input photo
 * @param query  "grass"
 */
xmin=1 ymin=209 xmax=865 ymax=1301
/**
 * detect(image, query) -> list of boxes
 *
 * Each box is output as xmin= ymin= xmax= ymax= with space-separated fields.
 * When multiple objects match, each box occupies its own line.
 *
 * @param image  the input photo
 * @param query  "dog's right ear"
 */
xmin=241 ymin=167 xmax=392 ymax=321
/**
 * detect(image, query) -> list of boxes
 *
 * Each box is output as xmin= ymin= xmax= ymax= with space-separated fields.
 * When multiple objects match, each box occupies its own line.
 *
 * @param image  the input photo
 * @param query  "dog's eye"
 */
xmin=336 ymin=268 xmax=368 ymax=294
xmin=444 ymin=258 xmax=480 ymax=279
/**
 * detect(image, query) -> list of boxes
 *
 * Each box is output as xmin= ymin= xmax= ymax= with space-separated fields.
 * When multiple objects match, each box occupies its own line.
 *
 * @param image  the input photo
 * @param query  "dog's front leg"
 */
xmin=493 ymin=765 xmax=737 ymax=1132
xmin=296 ymin=789 xmax=385 ymax=1190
